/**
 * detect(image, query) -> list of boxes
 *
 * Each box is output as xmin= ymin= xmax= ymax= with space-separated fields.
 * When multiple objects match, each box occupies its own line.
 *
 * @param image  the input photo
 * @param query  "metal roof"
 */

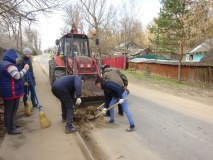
xmin=189 ymin=38 xmax=213 ymax=53
xmin=129 ymin=58 xmax=213 ymax=67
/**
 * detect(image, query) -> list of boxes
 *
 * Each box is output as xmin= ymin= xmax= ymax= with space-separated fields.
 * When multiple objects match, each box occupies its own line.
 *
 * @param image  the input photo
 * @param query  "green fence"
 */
xmin=130 ymin=55 xmax=168 ymax=60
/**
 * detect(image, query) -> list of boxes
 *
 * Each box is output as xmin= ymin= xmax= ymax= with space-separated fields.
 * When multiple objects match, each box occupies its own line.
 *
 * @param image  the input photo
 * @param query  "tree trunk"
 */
xmin=20 ymin=16 xmax=22 ymax=52
xmin=124 ymin=24 xmax=127 ymax=70
xmin=178 ymin=40 xmax=184 ymax=83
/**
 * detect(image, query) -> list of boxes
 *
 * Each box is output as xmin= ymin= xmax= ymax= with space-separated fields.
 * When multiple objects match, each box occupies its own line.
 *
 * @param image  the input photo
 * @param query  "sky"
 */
xmin=37 ymin=0 xmax=161 ymax=51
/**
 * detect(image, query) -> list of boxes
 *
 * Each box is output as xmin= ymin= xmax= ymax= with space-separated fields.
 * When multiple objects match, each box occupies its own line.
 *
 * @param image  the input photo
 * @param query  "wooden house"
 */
xmin=186 ymin=38 xmax=213 ymax=61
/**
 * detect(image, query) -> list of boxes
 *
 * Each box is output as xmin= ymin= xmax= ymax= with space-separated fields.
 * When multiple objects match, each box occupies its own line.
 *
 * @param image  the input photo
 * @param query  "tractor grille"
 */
xmin=78 ymin=56 xmax=91 ymax=63
xmin=80 ymin=68 xmax=91 ymax=72
xmin=78 ymin=56 xmax=92 ymax=73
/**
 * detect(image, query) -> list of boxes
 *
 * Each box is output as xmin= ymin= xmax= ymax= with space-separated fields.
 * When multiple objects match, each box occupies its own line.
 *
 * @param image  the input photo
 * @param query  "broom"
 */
xmin=24 ymin=73 xmax=31 ymax=116
xmin=28 ymin=72 xmax=51 ymax=128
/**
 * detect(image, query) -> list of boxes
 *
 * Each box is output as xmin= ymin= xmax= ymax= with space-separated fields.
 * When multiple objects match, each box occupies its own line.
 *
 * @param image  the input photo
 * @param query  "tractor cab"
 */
xmin=49 ymin=24 xmax=103 ymax=102
xmin=56 ymin=34 xmax=90 ymax=58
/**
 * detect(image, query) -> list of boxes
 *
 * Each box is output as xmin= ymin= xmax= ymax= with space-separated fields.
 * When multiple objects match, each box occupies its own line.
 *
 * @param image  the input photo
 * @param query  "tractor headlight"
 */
xmin=80 ymin=64 xmax=84 ymax=68
xmin=87 ymin=64 xmax=91 ymax=67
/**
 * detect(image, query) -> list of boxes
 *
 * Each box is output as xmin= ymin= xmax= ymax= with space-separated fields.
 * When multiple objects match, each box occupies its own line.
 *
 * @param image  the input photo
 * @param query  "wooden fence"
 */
xmin=128 ymin=62 xmax=213 ymax=84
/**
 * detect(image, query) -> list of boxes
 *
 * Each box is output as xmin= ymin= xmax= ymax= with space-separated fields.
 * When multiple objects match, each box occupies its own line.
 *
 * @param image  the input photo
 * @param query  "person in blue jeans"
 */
xmin=95 ymin=78 xmax=135 ymax=132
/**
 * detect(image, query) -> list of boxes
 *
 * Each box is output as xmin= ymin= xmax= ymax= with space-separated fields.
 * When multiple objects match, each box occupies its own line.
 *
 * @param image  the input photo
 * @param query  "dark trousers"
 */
xmin=4 ymin=98 xmax=20 ymax=131
xmin=51 ymin=86 xmax=74 ymax=129
xmin=23 ymin=86 xmax=37 ymax=107
xmin=105 ymin=95 xmax=123 ymax=116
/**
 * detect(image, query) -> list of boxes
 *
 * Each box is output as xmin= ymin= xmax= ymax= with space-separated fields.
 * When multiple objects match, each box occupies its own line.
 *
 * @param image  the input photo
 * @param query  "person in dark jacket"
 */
xmin=17 ymin=48 xmax=38 ymax=109
xmin=0 ymin=49 xmax=29 ymax=134
xmin=51 ymin=75 xmax=85 ymax=134
xmin=95 ymin=78 xmax=135 ymax=132
xmin=102 ymin=64 xmax=129 ymax=116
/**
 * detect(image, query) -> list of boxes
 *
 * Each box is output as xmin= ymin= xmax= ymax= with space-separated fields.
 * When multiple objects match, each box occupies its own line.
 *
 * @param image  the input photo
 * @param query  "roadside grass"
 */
xmin=121 ymin=69 xmax=213 ymax=96
xmin=121 ymin=69 xmax=181 ymax=87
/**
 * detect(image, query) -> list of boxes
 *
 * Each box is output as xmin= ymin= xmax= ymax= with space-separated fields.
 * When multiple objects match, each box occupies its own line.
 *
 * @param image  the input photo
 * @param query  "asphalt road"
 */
xmin=38 ymin=52 xmax=213 ymax=160
xmin=125 ymin=84 xmax=213 ymax=160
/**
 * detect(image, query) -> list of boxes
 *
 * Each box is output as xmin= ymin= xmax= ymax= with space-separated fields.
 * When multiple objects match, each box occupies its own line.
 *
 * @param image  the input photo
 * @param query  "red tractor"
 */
xmin=49 ymin=24 xmax=103 ymax=101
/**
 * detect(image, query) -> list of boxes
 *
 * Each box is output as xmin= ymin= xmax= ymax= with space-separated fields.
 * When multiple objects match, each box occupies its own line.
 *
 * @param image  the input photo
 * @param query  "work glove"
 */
xmin=118 ymin=99 xmax=125 ymax=104
xmin=76 ymin=98 xmax=82 ymax=105
xmin=102 ymin=108 xmax=107 ymax=115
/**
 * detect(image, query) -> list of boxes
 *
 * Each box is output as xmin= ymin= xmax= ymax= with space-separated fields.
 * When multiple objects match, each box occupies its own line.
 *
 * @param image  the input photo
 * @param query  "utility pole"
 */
xmin=155 ymin=29 xmax=159 ymax=61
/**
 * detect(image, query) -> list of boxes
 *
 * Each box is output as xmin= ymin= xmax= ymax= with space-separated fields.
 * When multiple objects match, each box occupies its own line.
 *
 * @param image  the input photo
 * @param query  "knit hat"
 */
xmin=23 ymin=48 xmax=32 ymax=54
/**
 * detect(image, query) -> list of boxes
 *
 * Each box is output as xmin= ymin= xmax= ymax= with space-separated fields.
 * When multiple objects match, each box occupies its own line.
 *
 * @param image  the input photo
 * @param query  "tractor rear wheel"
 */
xmin=54 ymin=69 xmax=66 ymax=81
xmin=49 ymin=59 xmax=56 ymax=85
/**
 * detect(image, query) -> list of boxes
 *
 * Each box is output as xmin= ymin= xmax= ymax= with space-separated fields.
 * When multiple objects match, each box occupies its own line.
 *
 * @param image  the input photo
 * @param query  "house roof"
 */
xmin=189 ymin=38 xmax=213 ymax=53
xmin=199 ymin=51 xmax=213 ymax=65
xmin=128 ymin=48 xmax=152 ymax=56
xmin=129 ymin=49 xmax=144 ymax=56
xmin=115 ymin=41 xmax=138 ymax=49
xmin=114 ymin=41 xmax=141 ymax=53
xmin=129 ymin=56 xmax=213 ymax=66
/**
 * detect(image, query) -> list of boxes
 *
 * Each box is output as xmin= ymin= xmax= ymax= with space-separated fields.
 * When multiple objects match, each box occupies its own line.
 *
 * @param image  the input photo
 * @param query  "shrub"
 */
xmin=143 ymin=66 xmax=151 ymax=76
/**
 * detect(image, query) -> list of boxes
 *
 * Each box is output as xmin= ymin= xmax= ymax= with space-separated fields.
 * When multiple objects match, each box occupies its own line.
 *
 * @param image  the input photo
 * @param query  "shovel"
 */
xmin=96 ymin=103 xmax=105 ymax=110
xmin=88 ymin=97 xmax=127 ymax=120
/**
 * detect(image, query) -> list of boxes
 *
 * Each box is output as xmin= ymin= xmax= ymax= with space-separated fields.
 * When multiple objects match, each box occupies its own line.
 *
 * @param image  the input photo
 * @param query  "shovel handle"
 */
xmin=96 ymin=103 xmax=105 ymax=110
xmin=95 ymin=97 xmax=127 ymax=118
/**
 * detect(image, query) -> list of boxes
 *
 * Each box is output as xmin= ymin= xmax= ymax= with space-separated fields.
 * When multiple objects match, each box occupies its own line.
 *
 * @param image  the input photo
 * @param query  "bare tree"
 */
xmin=63 ymin=4 xmax=84 ymax=33
xmin=78 ymin=0 xmax=116 ymax=57
xmin=116 ymin=0 xmax=145 ymax=69
xmin=23 ymin=27 xmax=39 ymax=51
xmin=0 ymin=0 xmax=66 ymax=51
xmin=0 ymin=0 xmax=66 ymax=20
xmin=117 ymin=0 xmax=145 ymax=47
xmin=183 ymin=0 xmax=213 ymax=49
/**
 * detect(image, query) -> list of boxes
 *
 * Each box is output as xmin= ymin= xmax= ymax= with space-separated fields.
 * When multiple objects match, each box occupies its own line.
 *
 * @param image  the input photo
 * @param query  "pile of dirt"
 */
xmin=82 ymin=89 xmax=94 ymax=97
xmin=74 ymin=106 xmax=102 ymax=122
xmin=73 ymin=105 xmax=107 ymax=159
xmin=73 ymin=104 xmax=105 ymax=140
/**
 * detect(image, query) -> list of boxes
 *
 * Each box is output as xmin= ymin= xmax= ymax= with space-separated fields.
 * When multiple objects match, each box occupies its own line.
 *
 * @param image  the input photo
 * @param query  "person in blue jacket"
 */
xmin=0 ymin=49 xmax=29 ymax=134
xmin=95 ymin=78 xmax=135 ymax=132
xmin=51 ymin=75 xmax=85 ymax=134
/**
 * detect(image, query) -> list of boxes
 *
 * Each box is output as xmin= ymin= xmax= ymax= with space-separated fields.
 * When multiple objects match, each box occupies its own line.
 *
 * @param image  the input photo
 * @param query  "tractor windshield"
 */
xmin=64 ymin=37 xmax=89 ymax=57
